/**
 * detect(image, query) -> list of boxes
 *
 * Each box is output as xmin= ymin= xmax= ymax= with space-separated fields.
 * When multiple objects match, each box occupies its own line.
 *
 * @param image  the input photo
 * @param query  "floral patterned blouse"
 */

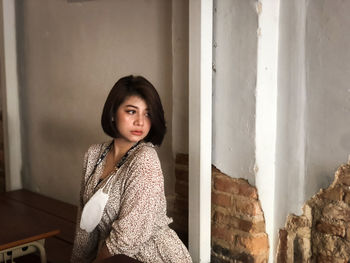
xmin=71 ymin=141 xmax=192 ymax=263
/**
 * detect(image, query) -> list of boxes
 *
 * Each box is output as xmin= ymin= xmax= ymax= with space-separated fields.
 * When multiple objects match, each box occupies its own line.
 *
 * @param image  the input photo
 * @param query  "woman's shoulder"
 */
xmin=85 ymin=141 xmax=111 ymax=158
xmin=127 ymin=142 xmax=161 ymax=169
xmin=133 ymin=142 xmax=158 ymax=160
xmin=127 ymin=142 xmax=163 ymax=182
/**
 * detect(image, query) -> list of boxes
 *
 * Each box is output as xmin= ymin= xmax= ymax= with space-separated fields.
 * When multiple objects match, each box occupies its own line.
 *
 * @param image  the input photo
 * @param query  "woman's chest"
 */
xmin=83 ymin=162 xmax=127 ymax=211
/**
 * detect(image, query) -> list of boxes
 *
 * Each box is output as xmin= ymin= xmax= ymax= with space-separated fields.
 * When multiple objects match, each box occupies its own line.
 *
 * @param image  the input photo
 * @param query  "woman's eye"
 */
xmin=126 ymin=110 xmax=136 ymax=114
xmin=145 ymin=112 xmax=151 ymax=118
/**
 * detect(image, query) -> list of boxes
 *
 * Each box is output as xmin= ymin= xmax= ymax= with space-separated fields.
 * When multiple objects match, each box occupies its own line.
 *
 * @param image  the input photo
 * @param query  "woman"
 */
xmin=71 ymin=76 xmax=192 ymax=262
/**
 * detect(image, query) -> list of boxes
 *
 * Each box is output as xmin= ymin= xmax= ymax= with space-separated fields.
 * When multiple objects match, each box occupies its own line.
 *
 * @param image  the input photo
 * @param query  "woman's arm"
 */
xmin=71 ymin=148 xmax=99 ymax=262
xmin=104 ymin=148 xmax=166 ymax=257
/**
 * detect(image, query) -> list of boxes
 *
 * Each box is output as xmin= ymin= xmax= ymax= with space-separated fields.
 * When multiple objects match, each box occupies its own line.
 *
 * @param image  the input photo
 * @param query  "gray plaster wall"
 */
xmin=212 ymin=0 xmax=257 ymax=184
xmin=213 ymin=0 xmax=350 ymax=251
xmin=16 ymin=0 xmax=174 ymax=205
xmin=275 ymin=0 xmax=307 ymax=230
xmin=275 ymin=0 xmax=350 ymax=231
xmin=304 ymin=0 xmax=350 ymax=198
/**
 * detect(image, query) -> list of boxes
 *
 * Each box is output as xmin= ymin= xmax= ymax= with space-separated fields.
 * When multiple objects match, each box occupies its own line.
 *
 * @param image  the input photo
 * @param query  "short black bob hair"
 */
xmin=101 ymin=75 xmax=166 ymax=146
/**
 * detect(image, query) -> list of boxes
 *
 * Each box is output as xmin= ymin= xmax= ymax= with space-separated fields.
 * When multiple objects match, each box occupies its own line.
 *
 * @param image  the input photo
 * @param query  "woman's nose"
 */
xmin=135 ymin=114 xmax=144 ymax=126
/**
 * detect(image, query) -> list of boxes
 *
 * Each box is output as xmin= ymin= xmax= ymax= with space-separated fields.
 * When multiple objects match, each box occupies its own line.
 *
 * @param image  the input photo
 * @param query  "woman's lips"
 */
xmin=131 ymin=131 xmax=143 ymax=136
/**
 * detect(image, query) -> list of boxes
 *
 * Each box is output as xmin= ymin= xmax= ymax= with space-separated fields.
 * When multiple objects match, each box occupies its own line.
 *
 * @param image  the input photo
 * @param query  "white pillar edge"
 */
xmin=255 ymin=0 xmax=280 ymax=262
xmin=188 ymin=0 xmax=212 ymax=262
xmin=1 ymin=0 xmax=22 ymax=190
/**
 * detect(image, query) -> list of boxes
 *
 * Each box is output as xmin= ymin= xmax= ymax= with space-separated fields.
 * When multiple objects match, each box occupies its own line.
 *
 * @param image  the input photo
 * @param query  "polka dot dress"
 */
xmin=71 ymin=141 xmax=192 ymax=263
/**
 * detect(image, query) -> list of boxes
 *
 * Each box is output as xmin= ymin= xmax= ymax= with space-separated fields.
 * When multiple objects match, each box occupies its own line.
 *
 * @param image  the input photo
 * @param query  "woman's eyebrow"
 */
xmin=125 ymin=105 xmax=149 ymax=111
xmin=125 ymin=105 xmax=138 ymax=109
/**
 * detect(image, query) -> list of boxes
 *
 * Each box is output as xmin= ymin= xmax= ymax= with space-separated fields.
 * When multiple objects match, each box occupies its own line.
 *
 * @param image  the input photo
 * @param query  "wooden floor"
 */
xmin=1 ymin=189 xmax=77 ymax=263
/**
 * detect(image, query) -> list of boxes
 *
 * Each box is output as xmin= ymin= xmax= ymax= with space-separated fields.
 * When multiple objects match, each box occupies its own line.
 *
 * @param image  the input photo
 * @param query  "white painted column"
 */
xmin=188 ymin=0 xmax=212 ymax=262
xmin=1 ymin=0 xmax=22 ymax=190
xmin=255 ymin=0 xmax=280 ymax=261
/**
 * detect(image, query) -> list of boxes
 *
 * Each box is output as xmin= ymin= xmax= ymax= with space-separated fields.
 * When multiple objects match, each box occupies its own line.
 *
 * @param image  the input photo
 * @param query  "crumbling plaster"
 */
xmin=213 ymin=0 xmax=350 ymax=261
xmin=275 ymin=0 xmax=350 ymax=233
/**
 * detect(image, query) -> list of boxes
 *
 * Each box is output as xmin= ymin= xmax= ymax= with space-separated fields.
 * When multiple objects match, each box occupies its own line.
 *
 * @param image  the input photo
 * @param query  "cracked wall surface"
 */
xmin=170 ymin=154 xmax=269 ymax=263
xmin=276 ymin=163 xmax=350 ymax=262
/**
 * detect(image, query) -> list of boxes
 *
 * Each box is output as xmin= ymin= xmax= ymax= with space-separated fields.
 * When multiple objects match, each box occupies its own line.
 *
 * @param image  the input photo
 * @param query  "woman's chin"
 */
xmin=127 ymin=135 xmax=145 ymax=143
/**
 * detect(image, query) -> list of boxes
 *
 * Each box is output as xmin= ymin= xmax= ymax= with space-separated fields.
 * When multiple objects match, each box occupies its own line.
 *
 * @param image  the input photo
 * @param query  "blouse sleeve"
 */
xmin=71 ymin=149 xmax=99 ymax=263
xmin=105 ymin=147 xmax=165 ymax=256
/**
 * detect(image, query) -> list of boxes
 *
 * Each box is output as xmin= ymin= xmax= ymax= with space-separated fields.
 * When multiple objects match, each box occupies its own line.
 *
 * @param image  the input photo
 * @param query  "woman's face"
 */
xmin=115 ymin=96 xmax=151 ymax=143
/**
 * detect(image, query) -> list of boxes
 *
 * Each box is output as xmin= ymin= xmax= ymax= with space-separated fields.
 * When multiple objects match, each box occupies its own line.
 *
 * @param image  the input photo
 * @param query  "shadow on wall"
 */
xmin=39 ymin=117 xmax=105 ymax=151
xmin=20 ymin=114 xmax=105 ymax=199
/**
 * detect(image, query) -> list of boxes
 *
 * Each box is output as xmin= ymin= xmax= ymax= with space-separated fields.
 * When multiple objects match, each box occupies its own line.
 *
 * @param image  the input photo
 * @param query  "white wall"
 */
xmin=1 ymin=0 xmax=22 ymax=191
xmin=275 ymin=0 xmax=307 ymax=233
xmin=304 ymin=0 xmax=350 ymax=198
xmin=16 ymin=0 xmax=174 ymax=205
xmin=213 ymin=0 xmax=350 ymax=258
xmin=275 ymin=0 xmax=350 ymax=231
xmin=172 ymin=0 xmax=189 ymax=155
xmin=212 ymin=0 xmax=257 ymax=184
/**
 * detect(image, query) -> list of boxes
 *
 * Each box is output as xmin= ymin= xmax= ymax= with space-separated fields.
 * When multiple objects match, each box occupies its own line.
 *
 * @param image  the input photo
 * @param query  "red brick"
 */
xmin=214 ymin=175 xmax=239 ymax=194
xmin=175 ymin=166 xmax=188 ymax=182
xmin=237 ymin=219 xmax=253 ymax=232
xmin=237 ymin=179 xmax=258 ymax=199
xmin=235 ymin=198 xmax=263 ymax=217
xmin=212 ymin=192 xmax=231 ymax=208
xmin=213 ymin=211 xmax=231 ymax=226
xmin=316 ymin=221 xmax=345 ymax=237
xmin=171 ymin=213 xmax=188 ymax=233
xmin=316 ymin=255 xmax=347 ymax=263
xmin=238 ymin=219 xmax=266 ymax=234
xmin=175 ymin=153 xmax=188 ymax=165
xmin=320 ymin=185 xmax=344 ymax=202
xmin=344 ymin=192 xmax=350 ymax=205
xmin=253 ymin=253 xmax=269 ymax=263
xmin=174 ymin=197 xmax=188 ymax=212
xmin=175 ymin=181 xmax=188 ymax=198
xmin=338 ymin=165 xmax=350 ymax=186
xmin=340 ymin=165 xmax=350 ymax=176
xmin=212 ymin=213 xmax=265 ymax=234
xmin=212 ymin=244 xmax=235 ymax=260
xmin=212 ymin=226 xmax=235 ymax=243
xmin=345 ymin=223 xmax=350 ymax=241
xmin=322 ymin=203 xmax=350 ymax=221
xmin=339 ymin=177 xmax=350 ymax=186
xmin=286 ymin=215 xmax=310 ymax=231
xmin=236 ymin=234 xmax=269 ymax=255
xmin=276 ymin=229 xmax=288 ymax=263
xmin=0 ymin=150 xmax=3 ymax=163
xmin=212 ymin=165 xmax=222 ymax=175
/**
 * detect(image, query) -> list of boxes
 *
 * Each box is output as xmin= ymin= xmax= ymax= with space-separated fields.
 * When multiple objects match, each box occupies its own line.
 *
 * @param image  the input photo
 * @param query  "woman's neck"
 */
xmin=112 ymin=139 xmax=136 ymax=162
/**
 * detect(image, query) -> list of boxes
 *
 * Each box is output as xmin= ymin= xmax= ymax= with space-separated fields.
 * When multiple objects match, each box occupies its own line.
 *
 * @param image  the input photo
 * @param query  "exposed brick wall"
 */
xmin=212 ymin=167 xmax=269 ymax=263
xmin=276 ymin=163 xmax=350 ymax=262
xmin=0 ymin=109 xmax=4 ymax=193
xmin=169 ymin=153 xmax=189 ymax=246
xmin=171 ymin=154 xmax=269 ymax=262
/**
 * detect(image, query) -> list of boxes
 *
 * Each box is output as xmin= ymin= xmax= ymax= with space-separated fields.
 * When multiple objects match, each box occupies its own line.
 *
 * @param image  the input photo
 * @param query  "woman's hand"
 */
xmin=93 ymin=243 xmax=112 ymax=263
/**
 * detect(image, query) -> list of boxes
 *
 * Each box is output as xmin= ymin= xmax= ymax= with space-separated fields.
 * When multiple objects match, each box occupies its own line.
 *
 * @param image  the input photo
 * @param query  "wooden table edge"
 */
xmin=0 ymin=229 xmax=60 ymax=251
